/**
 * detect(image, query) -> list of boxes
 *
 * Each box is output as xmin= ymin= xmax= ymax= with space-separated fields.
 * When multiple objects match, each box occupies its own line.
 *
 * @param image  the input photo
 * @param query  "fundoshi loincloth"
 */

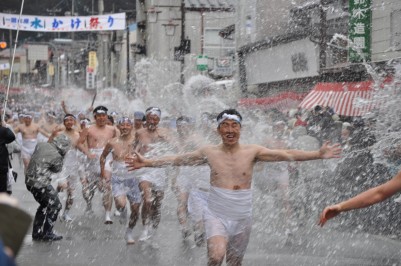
xmin=204 ymin=186 xmax=253 ymax=255
xmin=21 ymin=138 xmax=37 ymax=159
xmin=136 ymin=167 xmax=167 ymax=191
xmin=112 ymin=161 xmax=141 ymax=203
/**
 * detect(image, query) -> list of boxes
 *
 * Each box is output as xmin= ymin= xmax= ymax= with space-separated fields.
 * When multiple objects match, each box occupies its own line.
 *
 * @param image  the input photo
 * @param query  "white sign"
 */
xmin=86 ymin=66 xmax=96 ymax=89
xmin=28 ymin=45 xmax=49 ymax=61
xmin=212 ymin=57 xmax=233 ymax=77
xmin=0 ymin=63 xmax=10 ymax=70
xmin=245 ymin=38 xmax=319 ymax=84
xmin=0 ymin=12 xmax=126 ymax=32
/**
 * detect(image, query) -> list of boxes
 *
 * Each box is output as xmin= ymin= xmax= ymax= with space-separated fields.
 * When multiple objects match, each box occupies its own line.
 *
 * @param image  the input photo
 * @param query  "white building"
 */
xmin=371 ymin=0 xmax=401 ymax=62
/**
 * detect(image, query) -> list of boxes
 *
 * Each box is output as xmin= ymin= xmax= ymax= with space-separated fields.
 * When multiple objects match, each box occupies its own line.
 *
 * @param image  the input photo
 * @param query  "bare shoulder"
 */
xmin=199 ymin=144 xmax=219 ymax=153
xmin=243 ymin=143 xmax=267 ymax=153
xmin=136 ymin=128 xmax=147 ymax=135
xmin=105 ymin=125 xmax=115 ymax=131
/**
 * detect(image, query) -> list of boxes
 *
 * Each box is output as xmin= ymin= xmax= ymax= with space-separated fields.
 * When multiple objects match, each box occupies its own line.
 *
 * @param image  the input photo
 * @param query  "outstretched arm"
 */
xmin=126 ymin=149 xmax=207 ymax=171
xmin=256 ymin=141 xmax=341 ymax=162
xmin=319 ymin=170 xmax=401 ymax=226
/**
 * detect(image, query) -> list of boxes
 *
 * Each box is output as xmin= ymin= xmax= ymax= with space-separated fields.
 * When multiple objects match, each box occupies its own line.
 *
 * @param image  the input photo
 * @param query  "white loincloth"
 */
xmin=203 ymin=186 xmax=253 ymax=255
xmin=112 ymin=161 xmax=141 ymax=203
xmin=21 ymin=138 xmax=37 ymax=159
xmin=135 ymin=167 xmax=167 ymax=191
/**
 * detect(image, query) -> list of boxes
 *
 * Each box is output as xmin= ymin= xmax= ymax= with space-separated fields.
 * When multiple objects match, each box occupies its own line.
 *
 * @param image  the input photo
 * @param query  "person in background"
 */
xmin=0 ymin=116 xmax=16 ymax=194
xmin=25 ymin=134 xmax=71 ymax=241
xmin=133 ymin=111 xmax=145 ymax=131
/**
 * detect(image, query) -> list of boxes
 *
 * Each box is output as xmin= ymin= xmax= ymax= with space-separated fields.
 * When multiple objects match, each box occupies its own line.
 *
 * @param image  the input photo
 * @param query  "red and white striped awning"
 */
xmin=299 ymin=81 xmax=377 ymax=116
xmin=238 ymin=91 xmax=307 ymax=112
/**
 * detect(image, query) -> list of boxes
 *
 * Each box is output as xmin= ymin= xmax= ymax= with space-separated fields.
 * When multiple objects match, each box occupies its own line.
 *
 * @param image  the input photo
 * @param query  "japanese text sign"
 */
xmin=348 ymin=0 xmax=371 ymax=63
xmin=0 ymin=12 xmax=126 ymax=32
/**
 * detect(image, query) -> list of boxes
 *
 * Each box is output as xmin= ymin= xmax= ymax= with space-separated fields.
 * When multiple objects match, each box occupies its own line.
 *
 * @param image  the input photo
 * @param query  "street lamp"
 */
xmin=162 ymin=20 xmax=179 ymax=36
xmin=146 ymin=6 xmax=161 ymax=23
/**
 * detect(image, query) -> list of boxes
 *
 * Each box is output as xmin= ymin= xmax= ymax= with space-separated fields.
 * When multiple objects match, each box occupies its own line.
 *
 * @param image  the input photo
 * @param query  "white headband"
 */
xmin=94 ymin=109 xmax=107 ymax=114
xmin=146 ymin=108 xmax=161 ymax=118
xmin=118 ymin=117 xmax=132 ymax=125
xmin=217 ymin=114 xmax=241 ymax=126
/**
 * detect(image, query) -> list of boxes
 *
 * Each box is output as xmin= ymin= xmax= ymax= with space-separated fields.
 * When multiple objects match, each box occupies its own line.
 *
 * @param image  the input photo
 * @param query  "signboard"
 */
xmin=0 ymin=63 xmax=10 ymax=70
xmin=196 ymin=55 xmax=208 ymax=71
xmin=0 ymin=12 xmax=126 ymax=32
xmin=348 ymin=0 xmax=372 ymax=63
xmin=28 ymin=45 xmax=48 ymax=61
xmin=88 ymin=51 xmax=97 ymax=71
xmin=48 ymin=63 xmax=54 ymax=76
xmin=245 ymin=38 xmax=319 ymax=84
xmin=86 ymin=66 xmax=96 ymax=89
xmin=212 ymin=57 xmax=233 ymax=77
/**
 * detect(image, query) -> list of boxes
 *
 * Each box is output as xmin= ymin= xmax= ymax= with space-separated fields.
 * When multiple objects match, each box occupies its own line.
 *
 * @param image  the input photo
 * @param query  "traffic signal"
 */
xmin=0 ymin=41 xmax=7 ymax=49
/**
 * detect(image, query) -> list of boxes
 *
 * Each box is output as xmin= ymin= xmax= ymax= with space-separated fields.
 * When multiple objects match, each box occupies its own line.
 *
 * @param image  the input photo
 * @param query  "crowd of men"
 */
xmin=2 ymin=98 xmax=401 ymax=266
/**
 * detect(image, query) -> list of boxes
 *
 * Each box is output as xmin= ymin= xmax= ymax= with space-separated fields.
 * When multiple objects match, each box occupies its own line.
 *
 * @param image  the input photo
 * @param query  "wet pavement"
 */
xmin=9 ymin=156 xmax=401 ymax=266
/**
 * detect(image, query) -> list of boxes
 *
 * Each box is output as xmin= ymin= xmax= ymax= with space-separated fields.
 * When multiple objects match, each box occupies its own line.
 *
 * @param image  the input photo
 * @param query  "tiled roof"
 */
xmin=185 ymin=0 xmax=235 ymax=10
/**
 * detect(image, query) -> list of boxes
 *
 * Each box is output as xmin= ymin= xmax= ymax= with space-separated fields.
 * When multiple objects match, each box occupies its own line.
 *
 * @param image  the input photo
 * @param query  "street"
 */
xmin=10 ymin=155 xmax=401 ymax=266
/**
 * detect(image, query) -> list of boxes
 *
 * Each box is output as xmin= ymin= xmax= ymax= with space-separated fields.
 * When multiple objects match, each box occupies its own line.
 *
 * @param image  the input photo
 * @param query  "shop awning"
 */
xmin=299 ymin=81 xmax=377 ymax=117
xmin=0 ymin=85 xmax=25 ymax=95
xmin=238 ymin=91 xmax=307 ymax=112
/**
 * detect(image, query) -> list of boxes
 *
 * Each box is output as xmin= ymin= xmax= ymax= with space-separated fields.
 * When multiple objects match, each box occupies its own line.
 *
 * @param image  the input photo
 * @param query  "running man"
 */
xmin=77 ymin=105 xmax=118 ymax=223
xmin=48 ymin=114 xmax=82 ymax=222
xmin=100 ymin=117 xmax=141 ymax=244
xmin=133 ymin=107 xmax=175 ymax=241
xmin=127 ymin=109 xmax=341 ymax=266
xmin=172 ymin=116 xmax=210 ymax=245
xmin=14 ymin=113 xmax=50 ymax=171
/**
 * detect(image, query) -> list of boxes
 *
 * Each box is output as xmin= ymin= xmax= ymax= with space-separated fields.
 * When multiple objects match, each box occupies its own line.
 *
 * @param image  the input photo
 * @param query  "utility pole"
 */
xmin=126 ymin=26 xmax=130 ymax=93
xmin=180 ymin=0 xmax=185 ymax=85
xmin=319 ymin=0 xmax=328 ymax=72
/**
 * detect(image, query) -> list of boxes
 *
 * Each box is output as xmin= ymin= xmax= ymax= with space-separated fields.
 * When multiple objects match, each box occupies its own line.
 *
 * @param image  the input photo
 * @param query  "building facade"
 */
xmin=135 ymin=0 xmax=235 ymax=86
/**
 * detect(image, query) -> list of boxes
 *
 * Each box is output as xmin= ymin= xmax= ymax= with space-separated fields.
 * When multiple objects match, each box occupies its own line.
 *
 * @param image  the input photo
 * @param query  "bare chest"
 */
xmin=88 ymin=128 xmax=114 ymax=147
xmin=21 ymin=125 xmax=39 ymax=137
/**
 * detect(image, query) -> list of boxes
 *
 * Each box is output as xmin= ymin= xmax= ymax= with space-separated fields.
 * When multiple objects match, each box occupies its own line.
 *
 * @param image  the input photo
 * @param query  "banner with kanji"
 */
xmin=348 ymin=0 xmax=371 ymax=63
xmin=0 ymin=12 xmax=126 ymax=32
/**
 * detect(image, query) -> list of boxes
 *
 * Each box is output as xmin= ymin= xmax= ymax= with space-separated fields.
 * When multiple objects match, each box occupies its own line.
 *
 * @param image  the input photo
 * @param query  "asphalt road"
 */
xmin=8 ymin=155 xmax=401 ymax=266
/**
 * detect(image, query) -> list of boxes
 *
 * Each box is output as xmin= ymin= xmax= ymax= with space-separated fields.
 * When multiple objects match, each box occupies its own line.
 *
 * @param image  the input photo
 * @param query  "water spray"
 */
xmin=1 ymin=0 xmax=25 ymax=123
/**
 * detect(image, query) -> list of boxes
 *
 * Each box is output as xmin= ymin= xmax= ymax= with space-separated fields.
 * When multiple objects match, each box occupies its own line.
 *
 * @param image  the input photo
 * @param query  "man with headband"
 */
xmin=14 ymin=112 xmax=51 ymax=172
xmin=77 ymin=105 xmax=119 ymax=223
xmin=133 ymin=107 xmax=175 ymax=242
xmin=127 ymin=108 xmax=341 ymax=265
xmin=133 ymin=111 xmax=145 ymax=131
xmin=100 ymin=117 xmax=141 ymax=244
xmin=48 ymin=114 xmax=84 ymax=222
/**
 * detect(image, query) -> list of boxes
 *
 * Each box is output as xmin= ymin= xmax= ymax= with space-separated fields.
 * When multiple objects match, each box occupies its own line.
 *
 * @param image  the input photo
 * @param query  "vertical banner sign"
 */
xmin=349 ymin=0 xmax=372 ymax=63
xmin=88 ymin=51 xmax=97 ymax=73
